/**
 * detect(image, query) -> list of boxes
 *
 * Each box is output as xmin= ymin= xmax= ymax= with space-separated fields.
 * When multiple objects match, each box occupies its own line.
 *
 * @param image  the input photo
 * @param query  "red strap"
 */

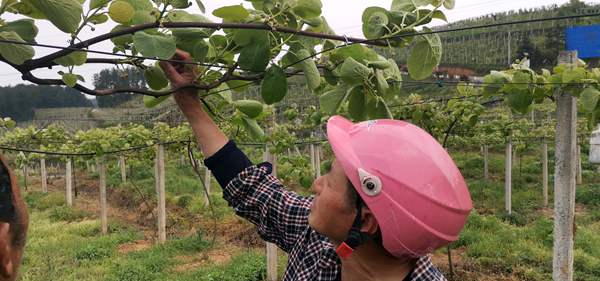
xmin=336 ymin=242 xmax=354 ymax=259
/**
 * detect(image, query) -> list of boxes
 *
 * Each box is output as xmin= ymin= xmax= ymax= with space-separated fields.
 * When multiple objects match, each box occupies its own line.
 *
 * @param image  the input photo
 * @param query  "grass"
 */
xmin=13 ymin=144 xmax=600 ymax=281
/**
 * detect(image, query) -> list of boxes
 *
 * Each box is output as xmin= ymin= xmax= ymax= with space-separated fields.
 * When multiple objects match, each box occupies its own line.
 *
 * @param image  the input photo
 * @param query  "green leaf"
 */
xmin=339 ymin=57 xmax=373 ymax=85
xmin=133 ymin=31 xmax=176 ymax=59
xmin=0 ymin=19 xmax=38 ymax=43
xmin=61 ymin=73 xmax=78 ymax=87
xmin=167 ymin=10 xmax=214 ymax=39
xmin=330 ymin=44 xmax=379 ymax=65
xmin=293 ymin=0 xmax=322 ymax=19
xmin=90 ymin=0 xmax=109 ymax=9
xmin=109 ymin=0 xmax=134 ymax=24
xmin=347 ymin=86 xmax=367 ymax=121
xmin=511 ymin=71 xmax=531 ymax=91
xmin=261 ymin=65 xmax=288 ymax=105
xmin=53 ymin=51 xmax=87 ymax=66
xmin=212 ymin=5 xmax=249 ymax=21
xmin=191 ymin=41 xmax=209 ymax=62
xmin=226 ymin=80 xmax=251 ymax=93
xmin=367 ymin=96 xmax=393 ymax=119
xmin=562 ymin=67 xmax=586 ymax=83
xmin=232 ymin=29 xmax=268 ymax=46
xmin=89 ymin=14 xmax=109 ymax=24
xmin=374 ymin=69 xmax=389 ymax=94
xmin=383 ymin=58 xmax=402 ymax=89
xmin=121 ymin=0 xmax=153 ymax=11
xmin=110 ymin=25 xmax=133 ymax=47
xmin=144 ymin=66 xmax=169 ymax=90
xmin=443 ymin=0 xmax=455 ymax=9
xmin=13 ymin=0 xmax=46 ymax=19
xmin=195 ymin=0 xmax=205 ymax=13
xmin=324 ymin=68 xmax=338 ymax=85
xmin=29 ymin=0 xmax=82 ymax=33
xmin=580 ymin=87 xmax=600 ymax=114
xmin=302 ymin=17 xmax=322 ymax=27
xmin=362 ymin=10 xmax=390 ymax=39
xmin=295 ymin=49 xmax=321 ymax=91
xmin=432 ymin=10 xmax=447 ymax=21
xmin=407 ymin=39 xmax=441 ymax=80
xmin=171 ymin=0 xmax=191 ymax=9
xmin=319 ymin=88 xmax=348 ymax=115
xmin=0 ymin=31 xmax=34 ymax=65
xmin=233 ymin=100 xmax=263 ymax=118
xmin=391 ymin=0 xmax=415 ymax=12
xmin=211 ymin=83 xmax=233 ymax=103
xmin=413 ymin=0 xmax=432 ymax=6
xmin=366 ymin=60 xmax=392 ymax=70
xmin=131 ymin=10 xmax=156 ymax=25
xmin=482 ymin=71 xmax=509 ymax=96
xmin=143 ymin=95 xmax=169 ymax=108
xmin=506 ymin=90 xmax=533 ymax=114
xmin=241 ymin=117 xmax=265 ymax=139
xmin=238 ymin=44 xmax=270 ymax=72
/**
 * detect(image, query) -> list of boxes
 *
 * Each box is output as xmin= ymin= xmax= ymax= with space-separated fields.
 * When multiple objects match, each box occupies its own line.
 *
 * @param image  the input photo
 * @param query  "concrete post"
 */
xmin=553 ymin=51 xmax=578 ymax=281
xmin=99 ymin=157 xmax=108 ymax=234
xmin=156 ymin=145 xmax=166 ymax=244
xmin=40 ymin=158 xmax=47 ymax=193
xmin=66 ymin=159 xmax=73 ymax=206
xmin=505 ymin=141 xmax=512 ymax=214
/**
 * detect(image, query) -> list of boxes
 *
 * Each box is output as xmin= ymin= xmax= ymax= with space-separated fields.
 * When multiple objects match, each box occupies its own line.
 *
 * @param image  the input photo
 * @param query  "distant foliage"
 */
xmin=0 ymin=84 xmax=92 ymax=121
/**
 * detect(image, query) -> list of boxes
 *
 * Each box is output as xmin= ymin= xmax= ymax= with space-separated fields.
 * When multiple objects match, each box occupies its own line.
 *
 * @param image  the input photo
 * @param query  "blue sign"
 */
xmin=566 ymin=25 xmax=600 ymax=59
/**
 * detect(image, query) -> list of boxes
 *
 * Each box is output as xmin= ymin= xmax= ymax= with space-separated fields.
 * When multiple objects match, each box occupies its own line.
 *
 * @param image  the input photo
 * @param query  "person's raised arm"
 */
xmin=159 ymin=49 xmax=228 ymax=158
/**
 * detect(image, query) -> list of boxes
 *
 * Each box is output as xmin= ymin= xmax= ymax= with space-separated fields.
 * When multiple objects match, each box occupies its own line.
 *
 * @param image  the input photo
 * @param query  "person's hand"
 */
xmin=159 ymin=49 xmax=198 ymax=107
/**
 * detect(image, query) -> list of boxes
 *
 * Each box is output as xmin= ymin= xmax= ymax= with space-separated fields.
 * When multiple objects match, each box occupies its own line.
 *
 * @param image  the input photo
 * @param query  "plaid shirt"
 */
xmin=222 ymin=162 xmax=447 ymax=281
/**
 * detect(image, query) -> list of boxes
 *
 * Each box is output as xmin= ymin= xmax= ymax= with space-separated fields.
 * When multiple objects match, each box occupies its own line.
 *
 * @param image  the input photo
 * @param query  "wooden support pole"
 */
xmin=263 ymin=145 xmax=278 ymax=281
xmin=553 ymin=51 xmax=578 ymax=281
xmin=119 ymin=155 xmax=127 ymax=183
xmin=505 ymin=140 xmax=512 ymax=215
xmin=40 ymin=158 xmax=47 ymax=193
xmin=483 ymin=145 xmax=489 ymax=180
xmin=66 ymin=159 xmax=73 ymax=207
xmin=156 ymin=144 xmax=167 ymax=244
xmin=99 ymin=157 xmax=108 ymax=234
xmin=543 ymin=140 xmax=549 ymax=208
xmin=577 ymin=145 xmax=582 ymax=184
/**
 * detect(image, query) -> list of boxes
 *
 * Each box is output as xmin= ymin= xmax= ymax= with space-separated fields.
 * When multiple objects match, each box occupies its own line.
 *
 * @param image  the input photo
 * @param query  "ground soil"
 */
xmin=29 ymin=170 xmax=263 ymax=271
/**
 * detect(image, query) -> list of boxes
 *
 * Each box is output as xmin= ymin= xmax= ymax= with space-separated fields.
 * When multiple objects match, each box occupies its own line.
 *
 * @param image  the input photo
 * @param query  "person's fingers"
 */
xmin=159 ymin=61 xmax=182 ymax=82
xmin=174 ymin=49 xmax=192 ymax=62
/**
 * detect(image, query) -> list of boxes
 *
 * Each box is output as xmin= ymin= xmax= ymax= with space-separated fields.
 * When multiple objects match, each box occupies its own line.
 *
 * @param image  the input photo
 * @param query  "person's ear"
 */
xmin=359 ymin=207 xmax=379 ymax=235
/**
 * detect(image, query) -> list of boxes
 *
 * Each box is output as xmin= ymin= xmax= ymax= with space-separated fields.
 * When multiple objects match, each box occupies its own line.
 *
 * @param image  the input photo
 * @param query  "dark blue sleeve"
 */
xmin=203 ymin=140 xmax=253 ymax=188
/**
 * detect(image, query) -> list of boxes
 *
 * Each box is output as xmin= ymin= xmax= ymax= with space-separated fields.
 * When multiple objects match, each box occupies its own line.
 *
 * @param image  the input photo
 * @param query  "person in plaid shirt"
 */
xmin=161 ymin=50 xmax=473 ymax=281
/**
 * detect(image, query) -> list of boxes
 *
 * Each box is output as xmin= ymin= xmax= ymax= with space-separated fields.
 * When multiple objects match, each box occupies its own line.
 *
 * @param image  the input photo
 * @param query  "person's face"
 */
xmin=308 ymin=159 xmax=357 ymax=243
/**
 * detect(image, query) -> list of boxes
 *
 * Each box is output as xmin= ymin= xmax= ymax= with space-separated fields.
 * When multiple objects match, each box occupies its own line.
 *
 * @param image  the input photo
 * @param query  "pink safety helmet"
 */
xmin=327 ymin=115 xmax=473 ymax=258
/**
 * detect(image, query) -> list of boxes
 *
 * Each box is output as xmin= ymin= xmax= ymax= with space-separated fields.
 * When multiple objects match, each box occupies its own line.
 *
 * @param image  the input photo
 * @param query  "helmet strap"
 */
xmin=336 ymin=196 xmax=370 ymax=259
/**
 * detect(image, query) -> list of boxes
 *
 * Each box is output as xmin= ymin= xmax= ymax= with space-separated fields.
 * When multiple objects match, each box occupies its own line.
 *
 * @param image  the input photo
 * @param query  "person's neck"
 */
xmin=338 ymin=240 xmax=415 ymax=281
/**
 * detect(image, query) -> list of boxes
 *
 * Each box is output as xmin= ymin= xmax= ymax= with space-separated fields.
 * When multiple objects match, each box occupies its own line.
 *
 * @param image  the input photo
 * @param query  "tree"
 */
xmin=93 ymin=67 xmax=146 ymax=107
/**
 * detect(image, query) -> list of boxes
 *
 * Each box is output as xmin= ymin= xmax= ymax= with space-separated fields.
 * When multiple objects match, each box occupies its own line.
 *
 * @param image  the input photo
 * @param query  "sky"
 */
xmin=0 ymin=0 xmax=598 ymax=91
